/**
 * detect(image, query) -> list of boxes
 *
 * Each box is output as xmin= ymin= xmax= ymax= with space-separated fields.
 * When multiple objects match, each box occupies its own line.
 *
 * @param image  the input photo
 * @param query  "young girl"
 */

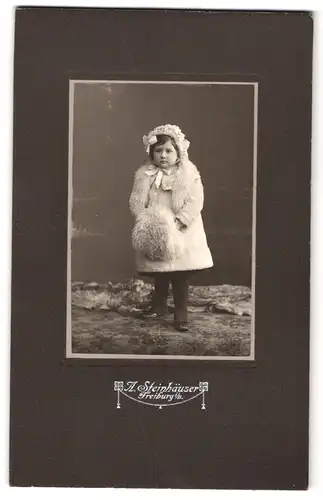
xmin=129 ymin=124 xmax=213 ymax=332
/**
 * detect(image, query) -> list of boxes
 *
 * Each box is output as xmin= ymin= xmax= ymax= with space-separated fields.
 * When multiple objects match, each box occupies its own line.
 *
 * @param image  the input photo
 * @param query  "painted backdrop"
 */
xmin=71 ymin=82 xmax=255 ymax=286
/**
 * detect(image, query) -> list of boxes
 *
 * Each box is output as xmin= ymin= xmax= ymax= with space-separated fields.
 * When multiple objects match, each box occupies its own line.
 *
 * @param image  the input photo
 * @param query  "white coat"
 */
xmin=129 ymin=159 xmax=214 ymax=273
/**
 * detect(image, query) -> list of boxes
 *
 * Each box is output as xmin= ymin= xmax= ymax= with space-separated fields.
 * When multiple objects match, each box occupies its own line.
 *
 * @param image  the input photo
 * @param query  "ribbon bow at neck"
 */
xmin=145 ymin=165 xmax=175 ymax=190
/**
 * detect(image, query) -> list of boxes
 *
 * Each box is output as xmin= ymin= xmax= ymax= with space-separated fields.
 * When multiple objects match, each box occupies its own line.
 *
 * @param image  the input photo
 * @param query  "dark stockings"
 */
xmin=151 ymin=272 xmax=189 ymax=322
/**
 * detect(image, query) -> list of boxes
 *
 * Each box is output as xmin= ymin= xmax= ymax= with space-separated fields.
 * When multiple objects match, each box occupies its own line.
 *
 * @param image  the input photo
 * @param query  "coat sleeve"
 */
xmin=175 ymin=176 xmax=204 ymax=228
xmin=129 ymin=167 xmax=148 ymax=218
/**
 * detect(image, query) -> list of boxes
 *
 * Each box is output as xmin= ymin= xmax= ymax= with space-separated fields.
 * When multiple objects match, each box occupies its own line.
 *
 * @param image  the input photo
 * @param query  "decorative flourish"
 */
xmin=114 ymin=381 xmax=124 ymax=409
xmin=114 ymin=381 xmax=124 ymax=391
xmin=113 ymin=380 xmax=208 ymax=410
xmin=199 ymin=381 xmax=208 ymax=410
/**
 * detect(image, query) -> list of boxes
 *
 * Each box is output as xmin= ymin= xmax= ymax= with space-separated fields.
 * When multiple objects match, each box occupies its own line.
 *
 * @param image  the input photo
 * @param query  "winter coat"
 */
xmin=129 ymin=159 xmax=214 ymax=273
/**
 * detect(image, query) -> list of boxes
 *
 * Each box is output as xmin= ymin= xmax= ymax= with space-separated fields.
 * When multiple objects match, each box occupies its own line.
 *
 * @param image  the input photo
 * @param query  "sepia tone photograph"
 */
xmin=10 ymin=7 xmax=312 ymax=490
xmin=67 ymin=80 xmax=258 ymax=359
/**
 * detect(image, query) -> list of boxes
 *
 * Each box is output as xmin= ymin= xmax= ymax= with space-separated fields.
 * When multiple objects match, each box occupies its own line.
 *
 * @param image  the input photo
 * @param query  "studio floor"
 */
xmin=70 ymin=280 xmax=252 ymax=357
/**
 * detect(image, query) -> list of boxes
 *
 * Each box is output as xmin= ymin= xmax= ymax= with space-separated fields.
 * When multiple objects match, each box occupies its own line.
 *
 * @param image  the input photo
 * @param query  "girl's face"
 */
xmin=152 ymin=140 xmax=178 ymax=169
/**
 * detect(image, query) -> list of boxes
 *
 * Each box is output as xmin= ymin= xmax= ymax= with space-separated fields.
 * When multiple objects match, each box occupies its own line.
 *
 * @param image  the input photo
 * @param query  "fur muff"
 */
xmin=129 ymin=159 xmax=214 ymax=272
xmin=132 ymin=207 xmax=184 ymax=261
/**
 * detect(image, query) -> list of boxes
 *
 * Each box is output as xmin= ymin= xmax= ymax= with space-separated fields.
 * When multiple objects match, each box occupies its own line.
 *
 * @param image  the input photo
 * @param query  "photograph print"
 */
xmin=67 ymin=80 xmax=258 ymax=360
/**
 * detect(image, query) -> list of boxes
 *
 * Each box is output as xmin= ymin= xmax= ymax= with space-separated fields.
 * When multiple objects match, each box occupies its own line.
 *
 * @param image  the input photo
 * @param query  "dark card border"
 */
xmin=10 ymin=8 xmax=312 ymax=489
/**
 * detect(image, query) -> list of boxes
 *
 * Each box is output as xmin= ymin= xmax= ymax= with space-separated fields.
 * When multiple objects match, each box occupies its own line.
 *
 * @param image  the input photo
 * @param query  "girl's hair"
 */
xmin=149 ymin=134 xmax=180 ymax=160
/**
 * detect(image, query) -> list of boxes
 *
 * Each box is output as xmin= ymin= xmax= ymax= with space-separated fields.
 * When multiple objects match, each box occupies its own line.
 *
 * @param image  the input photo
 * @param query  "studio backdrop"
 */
xmin=70 ymin=81 xmax=256 ymax=287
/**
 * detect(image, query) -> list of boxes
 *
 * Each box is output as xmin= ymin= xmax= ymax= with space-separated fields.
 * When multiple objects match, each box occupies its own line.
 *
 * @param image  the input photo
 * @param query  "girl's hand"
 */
xmin=175 ymin=218 xmax=185 ymax=230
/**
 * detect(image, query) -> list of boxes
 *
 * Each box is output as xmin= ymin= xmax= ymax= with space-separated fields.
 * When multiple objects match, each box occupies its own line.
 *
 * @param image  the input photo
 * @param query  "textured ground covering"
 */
xmin=71 ymin=280 xmax=252 ymax=356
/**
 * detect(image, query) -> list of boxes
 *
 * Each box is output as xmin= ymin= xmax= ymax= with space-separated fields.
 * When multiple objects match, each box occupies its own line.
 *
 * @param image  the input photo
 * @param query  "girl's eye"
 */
xmin=155 ymin=147 xmax=174 ymax=154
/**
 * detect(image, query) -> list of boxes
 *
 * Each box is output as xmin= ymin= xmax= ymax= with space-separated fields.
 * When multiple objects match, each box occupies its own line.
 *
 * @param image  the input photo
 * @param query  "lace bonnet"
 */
xmin=142 ymin=124 xmax=190 ymax=160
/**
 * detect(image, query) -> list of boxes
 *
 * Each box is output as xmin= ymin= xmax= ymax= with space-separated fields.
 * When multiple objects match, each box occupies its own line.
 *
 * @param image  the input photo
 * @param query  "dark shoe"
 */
xmin=140 ymin=308 xmax=166 ymax=319
xmin=174 ymin=321 xmax=189 ymax=332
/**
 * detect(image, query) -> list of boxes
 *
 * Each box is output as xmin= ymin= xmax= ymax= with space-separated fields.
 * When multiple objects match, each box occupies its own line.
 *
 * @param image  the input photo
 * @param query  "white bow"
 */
xmin=145 ymin=166 xmax=173 ymax=189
